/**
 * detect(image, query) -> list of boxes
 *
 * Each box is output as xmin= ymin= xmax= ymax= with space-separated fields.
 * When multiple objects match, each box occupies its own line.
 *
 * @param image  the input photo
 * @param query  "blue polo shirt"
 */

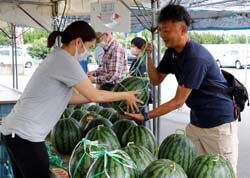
xmin=157 ymin=40 xmax=234 ymax=128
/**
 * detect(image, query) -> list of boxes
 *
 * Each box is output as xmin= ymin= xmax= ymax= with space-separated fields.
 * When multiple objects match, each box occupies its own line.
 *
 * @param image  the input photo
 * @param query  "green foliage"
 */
xmin=27 ymin=37 xmax=50 ymax=59
xmin=0 ymin=28 xmax=11 ymax=46
xmin=189 ymin=31 xmax=250 ymax=44
xmin=23 ymin=29 xmax=48 ymax=44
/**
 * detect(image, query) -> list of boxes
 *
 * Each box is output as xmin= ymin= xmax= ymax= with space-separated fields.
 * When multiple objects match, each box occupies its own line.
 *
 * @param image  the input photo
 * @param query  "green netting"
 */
xmin=88 ymin=150 xmax=137 ymax=178
xmin=46 ymin=142 xmax=66 ymax=169
xmin=68 ymin=138 xmax=105 ymax=178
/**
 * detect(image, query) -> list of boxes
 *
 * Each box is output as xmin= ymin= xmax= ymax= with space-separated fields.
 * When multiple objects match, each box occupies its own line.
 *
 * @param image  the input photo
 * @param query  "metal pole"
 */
xmin=157 ymin=26 xmax=161 ymax=144
xmin=151 ymin=0 xmax=159 ymax=143
xmin=11 ymin=23 xmax=18 ymax=89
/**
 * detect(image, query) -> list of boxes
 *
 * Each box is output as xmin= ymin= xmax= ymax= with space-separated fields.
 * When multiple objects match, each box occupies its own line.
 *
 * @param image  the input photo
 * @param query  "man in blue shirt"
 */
xmin=126 ymin=4 xmax=238 ymax=175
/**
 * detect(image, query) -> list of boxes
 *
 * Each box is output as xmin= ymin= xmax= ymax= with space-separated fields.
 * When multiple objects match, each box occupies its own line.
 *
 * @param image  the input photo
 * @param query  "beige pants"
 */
xmin=186 ymin=122 xmax=238 ymax=175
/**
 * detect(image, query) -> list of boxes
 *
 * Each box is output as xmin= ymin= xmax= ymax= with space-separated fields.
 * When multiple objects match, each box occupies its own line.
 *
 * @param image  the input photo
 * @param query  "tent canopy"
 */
xmin=0 ymin=0 xmax=250 ymax=32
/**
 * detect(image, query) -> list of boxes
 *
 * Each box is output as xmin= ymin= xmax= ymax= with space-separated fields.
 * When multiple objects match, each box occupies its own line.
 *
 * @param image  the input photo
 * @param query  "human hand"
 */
xmin=124 ymin=112 xmax=144 ymax=123
xmin=143 ymin=43 xmax=153 ymax=56
xmin=125 ymin=91 xmax=144 ymax=113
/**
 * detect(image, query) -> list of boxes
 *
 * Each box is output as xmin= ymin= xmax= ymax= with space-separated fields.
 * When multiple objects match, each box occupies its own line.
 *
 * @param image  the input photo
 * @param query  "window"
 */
xmin=0 ymin=50 xmax=10 ymax=56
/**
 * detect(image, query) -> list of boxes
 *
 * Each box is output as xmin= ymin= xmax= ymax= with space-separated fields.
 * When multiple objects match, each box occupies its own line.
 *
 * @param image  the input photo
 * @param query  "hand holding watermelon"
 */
xmin=124 ymin=90 xmax=144 ymax=113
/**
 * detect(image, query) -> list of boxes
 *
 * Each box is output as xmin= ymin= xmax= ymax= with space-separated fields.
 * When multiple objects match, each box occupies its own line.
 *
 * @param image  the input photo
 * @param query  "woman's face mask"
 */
xmin=75 ymin=39 xmax=90 ymax=61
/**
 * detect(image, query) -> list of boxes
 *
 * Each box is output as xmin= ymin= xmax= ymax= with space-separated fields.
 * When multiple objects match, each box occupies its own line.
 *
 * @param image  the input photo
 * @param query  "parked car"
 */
xmin=216 ymin=49 xmax=250 ymax=69
xmin=0 ymin=47 xmax=33 ymax=68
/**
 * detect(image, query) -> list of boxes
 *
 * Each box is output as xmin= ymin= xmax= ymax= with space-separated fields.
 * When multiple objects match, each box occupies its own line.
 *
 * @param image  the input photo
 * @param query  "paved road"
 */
xmin=0 ymin=66 xmax=249 ymax=177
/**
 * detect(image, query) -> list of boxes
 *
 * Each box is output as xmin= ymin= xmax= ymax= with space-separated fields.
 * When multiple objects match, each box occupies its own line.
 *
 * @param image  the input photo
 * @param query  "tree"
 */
xmin=23 ymin=29 xmax=48 ymax=44
xmin=27 ymin=37 xmax=50 ymax=59
xmin=0 ymin=27 xmax=11 ymax=46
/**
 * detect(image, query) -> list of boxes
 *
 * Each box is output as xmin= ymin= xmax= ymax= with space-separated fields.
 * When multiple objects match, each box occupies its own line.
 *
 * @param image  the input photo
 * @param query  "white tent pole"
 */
xmin=245 ymin=33 xmax=248 ymax=86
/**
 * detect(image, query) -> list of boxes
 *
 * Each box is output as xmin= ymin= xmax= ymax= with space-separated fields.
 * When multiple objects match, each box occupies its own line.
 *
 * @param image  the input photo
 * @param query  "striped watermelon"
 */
xmin=188 ymin=154 xmax=235 ymax=178
xmin=61 ymin=107 xmax=74 ymax=119
xmin=79 ymin=111 xmax=104 ymax=130
xmin=71 ymin=109 xmax=89 ymax=121
xmin=83 ymin=118 xmax=113 ymax=136
xmin=69 ymin=139 xmax=104 ymax=178
xmin=112 ymin=119 xmax=137 ymax=144
xmin=121 ymin=125 xmax=158 ymax=157
xmin=51 ymin=118 xmax=82 ymax=154
xmin=87 ymin=105 xmax=103 ymax=113
xmin=141 ymin=159 xmax=188 ymax=178
xmin=86 ymin=150 xmax=137 ymax=178
xmin=108 ymin=112 xmax=120 ymax=123
xmin=74 ymin=104 xmax=89 ymax=110
xmin=112 ymin=77 xmax=149 ymax=113
xmin=85 ymin=125 xmax=120 ymax=151
xmin=122 ymin=143 xmax=156 ymax=175
xmin=158 ymin=132 xmax=197 ymax=172
xmin=97 ymin=107 xmax=116 ymax=119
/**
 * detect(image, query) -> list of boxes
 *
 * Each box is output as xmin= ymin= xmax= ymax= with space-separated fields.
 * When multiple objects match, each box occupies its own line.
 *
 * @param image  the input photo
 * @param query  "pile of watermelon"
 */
xmin=46 ymin=104 xmax=235 ymax=177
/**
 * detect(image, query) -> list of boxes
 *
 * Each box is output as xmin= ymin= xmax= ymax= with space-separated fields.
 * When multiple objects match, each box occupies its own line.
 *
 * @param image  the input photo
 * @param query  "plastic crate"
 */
xmin=0 ymin=103 xmax=15 ymax=178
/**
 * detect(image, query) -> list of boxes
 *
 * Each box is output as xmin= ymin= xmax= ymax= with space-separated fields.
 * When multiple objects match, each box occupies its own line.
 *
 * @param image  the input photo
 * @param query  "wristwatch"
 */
xmin=142 ymin=111 xmax=149 ymax=122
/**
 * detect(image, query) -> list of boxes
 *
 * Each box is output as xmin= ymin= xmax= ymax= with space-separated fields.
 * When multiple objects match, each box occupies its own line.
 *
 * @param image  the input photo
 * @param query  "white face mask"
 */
xmin=98 ymin=41 xmax=107 ymax=48
xmin=131 ymin=47 xmax=138 ymax=56
xmin=75 ymin=40 xmax=90 ymax=61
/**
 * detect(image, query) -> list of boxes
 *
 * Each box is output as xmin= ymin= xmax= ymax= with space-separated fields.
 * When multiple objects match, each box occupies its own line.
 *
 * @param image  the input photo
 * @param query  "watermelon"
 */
xmin=158 ymin=132 xmax=197 ymax=172
xmin=188 ymin=154 xmax=235 ymax=178
xmin=141 ymin=159 xmax=188 ymax=178
xmin=74 ymin=104 xmax=89 ymax=110
xmin=61 ymin=107 xmax=74 ymax=119
xmin=69 ymin=139 xmax=104 ymax=178
xmin=71 ymin=109 xmax=89 ymax=121
xmin=85 ymin=125 xmax=120 ymax=151
xmin=79 ymin=111 xmax=104 ymax=130
xmin=51 ymin=118 xmax=82 ymax=154
xmin=122 ymin=143 xmax=156 ymax=175
xmin=83 ymin=118 xmax=113 ymax=136
xmin=112 ymin=77 xmax=149 ymax=113
xmin=86 ymin=150 xmax=137 ymax=178
xmin=87 ymin=105 xmax=103 ymax=113
xmin=121 ymin=125 xmax=158 ymax=157
xmin=97 ymin=107 xmax=116 ymax=119
xmin=112 ymin=119 xmax=137 ymax=144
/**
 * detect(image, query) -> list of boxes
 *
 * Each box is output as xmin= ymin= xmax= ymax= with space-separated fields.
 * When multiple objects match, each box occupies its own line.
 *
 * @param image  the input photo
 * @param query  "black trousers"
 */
xmin=2 ymin=134 xmax=50 ymax=178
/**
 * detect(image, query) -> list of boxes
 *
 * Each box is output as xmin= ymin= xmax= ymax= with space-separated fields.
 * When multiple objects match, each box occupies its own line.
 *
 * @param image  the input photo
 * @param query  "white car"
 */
xmin=216 ymin=49 xmax=250 ymax=69
xmin=0 ymin=47 xmax=33 ymax=68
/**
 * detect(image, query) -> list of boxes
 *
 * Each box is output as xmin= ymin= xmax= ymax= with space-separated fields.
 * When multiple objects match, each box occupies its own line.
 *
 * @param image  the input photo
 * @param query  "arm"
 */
xmin=147 ymin=54 xmax=167 ymax=85
xmin=68 ymin=88 xmax=90 ymax=105
xmin=146 ymin=44 xmax=167 ymax=86
xmin=125 ymin=85 xmax=192 ymax=121
xmin=74 ymin=79 xmax=143 ymax=113
xmin=148 ymin=85 xmax=191 ymax=118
